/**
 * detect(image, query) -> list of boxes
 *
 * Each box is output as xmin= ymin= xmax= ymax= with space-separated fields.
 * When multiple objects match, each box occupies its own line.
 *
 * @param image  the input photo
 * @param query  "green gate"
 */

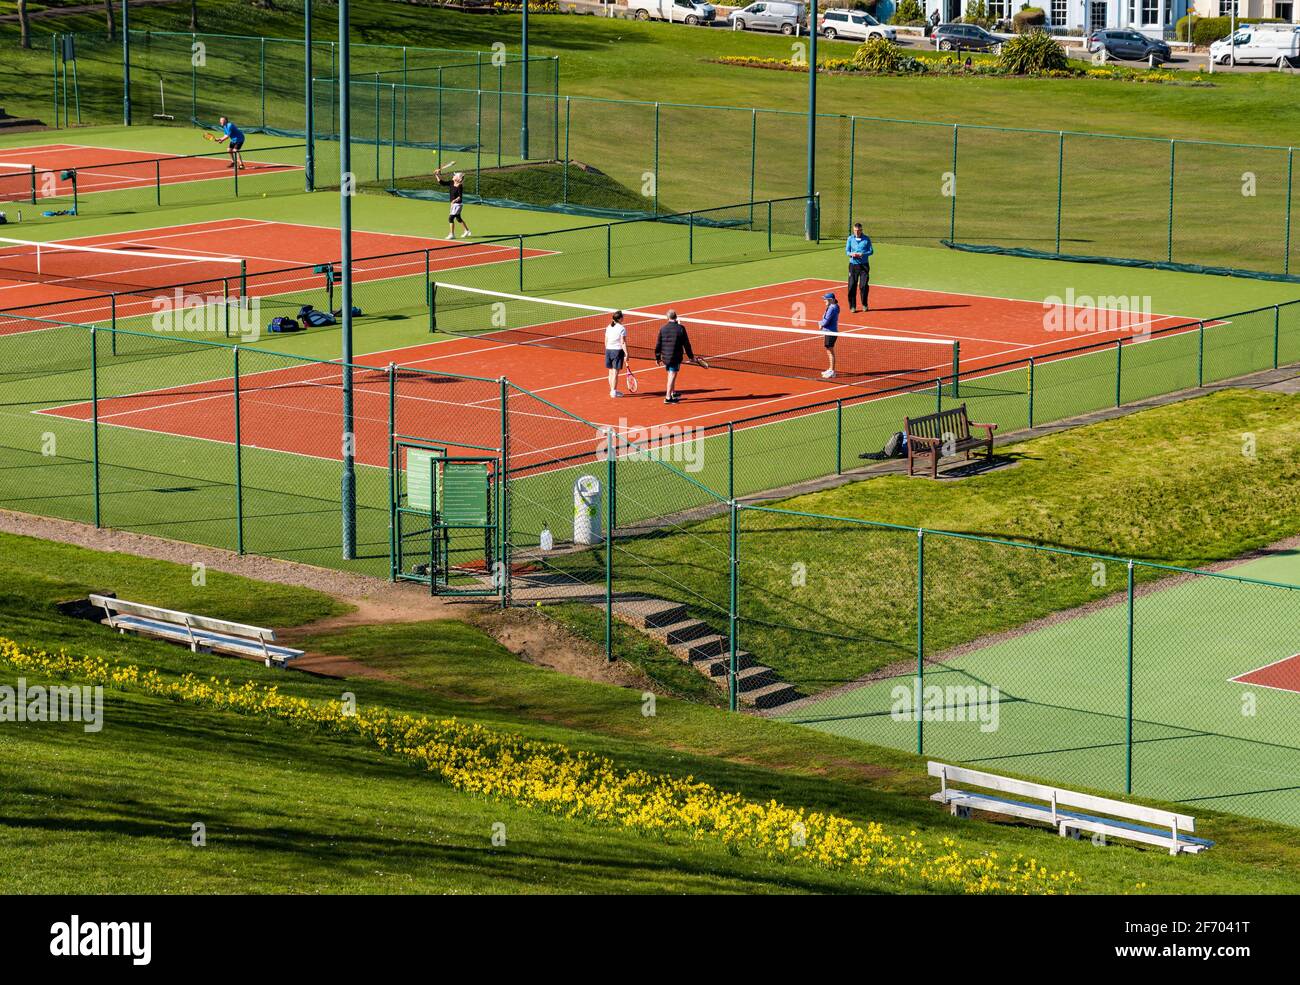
xmin=391 ymin=438 xmax=501 ymax=597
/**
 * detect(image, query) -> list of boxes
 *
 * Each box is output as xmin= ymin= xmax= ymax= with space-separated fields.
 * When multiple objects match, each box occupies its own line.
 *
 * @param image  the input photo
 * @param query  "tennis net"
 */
xmin=0 ymin=164 xmax=36 ymax=206
xmin=0 ymin=235 xmax=248 ymax=296
xmin=431 ymin=282 xmax=960 ymax=387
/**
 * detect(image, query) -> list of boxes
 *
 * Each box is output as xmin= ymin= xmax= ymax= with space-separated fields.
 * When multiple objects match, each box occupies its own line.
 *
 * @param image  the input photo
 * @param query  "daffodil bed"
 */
xmin=0 ymin=637 xmax=1080 ymax=894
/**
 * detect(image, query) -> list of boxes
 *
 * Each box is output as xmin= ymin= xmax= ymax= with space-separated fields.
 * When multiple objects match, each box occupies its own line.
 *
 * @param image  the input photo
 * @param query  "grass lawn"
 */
xmin=3 ymin=527 xmax=1300 ymax=892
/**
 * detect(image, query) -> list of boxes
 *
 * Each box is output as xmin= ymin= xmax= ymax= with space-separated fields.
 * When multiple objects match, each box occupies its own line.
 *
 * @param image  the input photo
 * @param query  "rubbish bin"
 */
xmin=573 ymin=475 xmax=603 ymax=545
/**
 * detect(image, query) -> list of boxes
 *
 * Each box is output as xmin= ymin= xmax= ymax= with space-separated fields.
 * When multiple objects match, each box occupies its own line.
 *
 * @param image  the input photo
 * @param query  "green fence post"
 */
xmin=948 ymin=124 xmax=958 ymax=242
xmin=437 ymin=68 xmax=444 ymax=152
xmin=916 ymin=528 xmax=924 ymax=755
xmin=1274 ymin=305 xmax=1281 ymax=369
xmin=190 ymin=33 xmax=197 ymax=124
xmin=90 ymin=327 xmax=101 ymax=527
xmin=605 ymin=427 xmax=615 ymax=662
xmin=475 ymin=88 xmax=482 ymax=198
xmin=835 ymin=399 xmax=843 ymax=475
xmin=729 ymin=500 xmax=739 ymax=713
xmin=374 ymin=76 xmax=381 ymax=182
xmin=935 ymin=377 xmax=942 ymax=415
xmin=1115 ymin=338 xmax=1123 ymax=406
xmin=260 ymin=37 xmax=267 ymax=130
xmin=1197 ymin=320 xmax=1204 ymax=385
xmin=402 ymin=47 xmax=409 ymax=143
xmin=1027 ymin=357 xmax=1035 ymax=428
xmin=750 ymin=108 xmax=758 ymax=223
xmin=605 ymin=223 xmax=612 ymax=279
xmin=388 ymin=365 xmax=398 ymax=582
xmin=1167 ymin=140 xmax=1176 ymax=263
xmin=1286 ymin=148 xmax=1294 ymax=276
xmin=497 ymin=64 xmax=503 ymax=169
xmin=562 ymin=97 xmax=570 ymax=205
xmin=1125 ymin=559 xmax=1135 ymax=794
xmin=727 ymin=422 xmax=735 ymax=500
xmin=688 ymin=211 xmax=694 ymax=263
xmin=110 ymin=294 xmax=117 ymax=353
xmin=390 ymin=84 xmax=397 ymax=189
xmin=768 ymin=199 xmax=773 ymax=252
xmin=653 ymin=102 xmax=661 ymax=215
xmin=518 ymin=235 xmax=525 ymax=293
xmin=847 ymin=115 xmax=855 ymax=234
xmin=52 ymin=35 xmax=59 ymax=129
xmin=233 ymin=346 xmax=244 ymax=554
xmin=1054 ymin=131 xmax=1064 ymax=255
xmin=499 ymin=375 xmax=509 ymax=607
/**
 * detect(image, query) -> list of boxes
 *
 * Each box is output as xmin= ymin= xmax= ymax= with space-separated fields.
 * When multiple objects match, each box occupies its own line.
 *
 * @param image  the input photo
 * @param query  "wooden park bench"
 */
xmin=88 ymin=594 xmax=304 ymax=669
xmin=928 ymin=762 xmax=1212 ymax=855
xmin=904 ymin=404 xmax=997 ymax=478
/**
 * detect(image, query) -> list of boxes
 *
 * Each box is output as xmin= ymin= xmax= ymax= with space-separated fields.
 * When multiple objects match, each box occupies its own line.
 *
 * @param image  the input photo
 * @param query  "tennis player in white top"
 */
xmin=605 ymin=311 xmax=629 ymax=398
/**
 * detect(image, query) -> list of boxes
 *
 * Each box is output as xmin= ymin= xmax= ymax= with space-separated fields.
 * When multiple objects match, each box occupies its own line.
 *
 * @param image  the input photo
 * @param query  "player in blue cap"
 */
xmin=820 ymin=291 xmax=840 ymax=380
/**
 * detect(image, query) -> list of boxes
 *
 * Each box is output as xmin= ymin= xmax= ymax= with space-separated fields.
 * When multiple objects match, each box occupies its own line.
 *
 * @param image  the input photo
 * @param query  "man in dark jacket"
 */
xmin=654 ymin=309 xmax=696 ymax=404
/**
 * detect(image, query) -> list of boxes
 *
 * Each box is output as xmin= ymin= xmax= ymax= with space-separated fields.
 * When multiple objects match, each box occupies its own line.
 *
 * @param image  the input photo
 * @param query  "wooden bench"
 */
xmin=904 ymin=404 xmax=997 ymax=478
xmin=89 ymin=594 xmax=304 ymax=669
xmin=929 ymin=762 xmax=1212 ymax=855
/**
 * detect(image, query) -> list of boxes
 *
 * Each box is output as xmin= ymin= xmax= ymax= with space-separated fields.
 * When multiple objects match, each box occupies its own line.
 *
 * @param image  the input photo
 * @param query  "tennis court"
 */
xmin=0 ymin=142 xmax=301 ymax=199
xmin=33 ymin=276 xmax=1202 ymax=470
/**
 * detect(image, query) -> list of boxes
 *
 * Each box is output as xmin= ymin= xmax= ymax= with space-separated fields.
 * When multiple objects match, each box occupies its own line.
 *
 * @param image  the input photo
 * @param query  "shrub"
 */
xmin=1011 ymin=5 xmax=1046 ymax=32
xmin=890 ymin=0 xmax=925 ymax=26
xmin=851 ymin=36 xmax=928 ymax=72
xmin=1173 ymin=14 xmax=1284 ymax=46
xmin=961 ymin=0 xmax=993 ymax=27
xmin=997 ymin=30 xmax=1069 ymax=72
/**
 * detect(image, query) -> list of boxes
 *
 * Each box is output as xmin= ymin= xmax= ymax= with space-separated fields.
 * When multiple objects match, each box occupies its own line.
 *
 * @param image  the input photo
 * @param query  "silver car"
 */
xmin=728 ymin=1 xmax=807 ymax=35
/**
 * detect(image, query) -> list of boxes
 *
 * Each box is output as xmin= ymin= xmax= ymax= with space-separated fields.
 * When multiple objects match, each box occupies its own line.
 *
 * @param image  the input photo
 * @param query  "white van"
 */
xmin=627 ymin=0 xmax=717 ymax=25
xmin=728 ymin=1 xmax=807 ymax=35
xmin=1209 ymin=23 xmax=1300 ymax=66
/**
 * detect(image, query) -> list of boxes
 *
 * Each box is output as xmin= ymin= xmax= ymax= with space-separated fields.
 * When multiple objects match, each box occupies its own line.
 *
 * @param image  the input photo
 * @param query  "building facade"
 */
xmin=924 ymin=0 xmax=1298 ymax=34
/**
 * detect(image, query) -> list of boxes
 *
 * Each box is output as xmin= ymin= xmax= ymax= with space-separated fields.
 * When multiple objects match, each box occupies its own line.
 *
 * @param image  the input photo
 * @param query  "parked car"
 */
xmin=1209 ymin=24 xmax=1300 ymax=66
xmin=1087 ymin=29 xmax=1171 ymax=63
xmin=819 ymin=8 xmax=896 ymax=41
xmin=727 ymin=1 xmax=807 ymax=35
xmin=627 ymin=0 xmax=717 ymax=25
xmin=932 ymin=23 xmax=1005 ymax=53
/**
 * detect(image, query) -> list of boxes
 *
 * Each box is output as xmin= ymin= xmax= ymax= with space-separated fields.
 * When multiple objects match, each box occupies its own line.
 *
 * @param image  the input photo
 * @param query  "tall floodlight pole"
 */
xmin=521 ymin=0 xmax=530 ymax=160
xmin=306 ymin=0 xmax=315 ymax=191
xmin=340 ymin=0 xmax=357 ymax=559
xmin=122 ymin=0 xmax=131 ymax=125
xmin=806 ymin=0 xmax=818 ymax=240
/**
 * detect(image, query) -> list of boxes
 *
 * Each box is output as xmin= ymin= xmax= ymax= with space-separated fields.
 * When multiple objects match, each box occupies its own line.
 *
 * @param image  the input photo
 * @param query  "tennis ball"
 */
xmin=261 ymin=192 xmax=266 ymax=198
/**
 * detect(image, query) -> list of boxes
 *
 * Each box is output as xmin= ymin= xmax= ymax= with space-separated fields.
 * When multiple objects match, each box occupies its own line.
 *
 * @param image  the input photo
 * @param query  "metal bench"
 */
xmin=929 ymin=761 xmax=1212 ymax=855
xmin=89 ymin=594 xmax=304 ymax=669
xmin=904 ymin=403 xmax=997 ymax=478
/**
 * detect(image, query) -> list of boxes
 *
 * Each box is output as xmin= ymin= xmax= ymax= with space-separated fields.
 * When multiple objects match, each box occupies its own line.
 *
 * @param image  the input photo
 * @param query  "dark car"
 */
xmin=933 ymin=23 xmax=1005 ymax=53
xmin=1088 ymin=29 xmax=1172 ymax=63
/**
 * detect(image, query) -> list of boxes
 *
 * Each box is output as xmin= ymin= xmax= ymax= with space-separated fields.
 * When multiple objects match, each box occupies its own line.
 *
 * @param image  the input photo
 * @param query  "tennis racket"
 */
xmin=202 ymin=132 xmax=219 ymax=142
xmin=691 ymin=356 xmax=711 ymax=369
xmin=434 ymin=159 xmax=458 ymax=171
xmin=624 ymin=364 xmax=639 ymax=393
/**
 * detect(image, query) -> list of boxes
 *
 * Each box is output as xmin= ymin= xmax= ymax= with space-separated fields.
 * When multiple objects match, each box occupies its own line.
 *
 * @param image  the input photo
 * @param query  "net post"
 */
xmin=1167 ymin=140 xmax=1176 ymax=264
xmin=388 ymin=364 xmax=398 ymax=582
xmin=28 ymin=164 xmax=36 ymax=205
xmin=1115 ymin=337 xmax=1123 ymax=407
xmin=1125 ymin=558 xmax=1135 ymax=794
xmin=427 ymin=279 xmax=435 ymax=333
xmin=155 ymin=159 xmax=161 ymax=207
xmin=233 ymin=346 xmax=245 ymax=555
xmin=239 ymin=260 xmax=247 ymax=298
xmin=951 ymin=340 xmax=960 ymax=398
xmin=728 ymin=499 xmax=739 ymax=713
xmin=768 ymin=199 xmax=773 ymax=252
xmin=916 ymin=528 xmax=924 ymax=755
xmin=518 ymin=235 xmax=525 ymax=293
xmin=835 ymin=399 xmax=842 ymax=475
xmin=72 ymin=172 xmax=78 ymax=215
xmin=90 ymin=326 xmax=101 ymax=528
xmin=1027 ymin=357 xmax=1035 ymax=428
xmin=935 ymin=377 xmax=941 ymax=415
xmin=233 ymin=153 xmax=238 ymax=196
xmin=604 ymin=426 xmax=615 ymax=663
xmin=222 ymin=278 xmax=230 ymax=338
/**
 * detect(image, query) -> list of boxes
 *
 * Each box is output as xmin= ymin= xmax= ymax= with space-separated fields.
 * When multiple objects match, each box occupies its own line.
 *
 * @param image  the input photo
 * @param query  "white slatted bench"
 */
xmin=89 ymin=594 xmax=304 ymax=669
xmin=929 ymin=761 xmax=1212 ymax=856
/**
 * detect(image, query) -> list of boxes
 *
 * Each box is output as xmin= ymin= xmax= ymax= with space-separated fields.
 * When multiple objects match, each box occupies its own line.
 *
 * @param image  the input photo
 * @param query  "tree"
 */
xmin=17 ymin=0 xmax=31 ymax=50
xmin=105 ymin=0 xmax=116 ymax=42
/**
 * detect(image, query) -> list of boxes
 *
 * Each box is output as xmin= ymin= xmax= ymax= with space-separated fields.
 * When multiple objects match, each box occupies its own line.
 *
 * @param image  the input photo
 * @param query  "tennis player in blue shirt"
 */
xmin=216 ymin=116 xmax=246 ymax=171
xmin=845 ymin=221 xmax=873 ymax=313
xmin=820 ymin=291 xmax=840 ymax=380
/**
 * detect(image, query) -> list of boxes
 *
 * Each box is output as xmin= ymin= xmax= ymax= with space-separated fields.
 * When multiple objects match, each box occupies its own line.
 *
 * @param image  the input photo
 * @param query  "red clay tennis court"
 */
xmin=39 ymin=276 xmax=1201 ymax=470
xmin=0 ymin=218 xmax=546 ymax=322
xmin=0 ymin=142 xmax=300 ymax=198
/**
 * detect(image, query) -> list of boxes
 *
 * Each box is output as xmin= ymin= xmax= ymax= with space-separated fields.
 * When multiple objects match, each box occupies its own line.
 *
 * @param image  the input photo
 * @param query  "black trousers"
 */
xmin=847 ymin=262 xmax=870 ymax=311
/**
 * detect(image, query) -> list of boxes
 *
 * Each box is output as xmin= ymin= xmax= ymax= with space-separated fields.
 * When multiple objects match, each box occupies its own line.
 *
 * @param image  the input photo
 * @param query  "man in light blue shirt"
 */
xmin=819 ymin=291 xmax=840 ymax=380
xmin=216 ymin=116 xmax=246 ymax=171
xmin=845 ymin=221 xmax=873 ymax=313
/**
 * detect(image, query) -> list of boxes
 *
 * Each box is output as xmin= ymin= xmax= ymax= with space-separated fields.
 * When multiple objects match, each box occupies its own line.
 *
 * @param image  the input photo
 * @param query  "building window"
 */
xmin=1051 ymin=0 xmax=1068 ymax=22
xmin=1141 ymin=0 xmax=1158 ymax=22
xmin=986 ymin=0 xmax=1009 ymax=19
xmin=1275 ymin=0 xmax=1294 ymax=19
xmin=1219 ymin=0 xmax=1236 ymax=15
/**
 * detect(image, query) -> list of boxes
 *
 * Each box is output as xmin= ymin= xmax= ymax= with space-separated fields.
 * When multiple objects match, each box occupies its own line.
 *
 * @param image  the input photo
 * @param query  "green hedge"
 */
xmin=1012 ymin=5 xmax=1046 ymax=32
xmin=1174 ymin=15 xmax=1286 ymax=46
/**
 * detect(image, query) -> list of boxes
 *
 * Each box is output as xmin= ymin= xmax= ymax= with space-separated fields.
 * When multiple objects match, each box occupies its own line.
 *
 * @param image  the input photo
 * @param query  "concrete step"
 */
xmin=614 ymin=597 xmax=688 ymax=629
xmin=733 ymin=664 xmax=779 ymax=692
xmin=741 ymin=681 xmax=802 ymax=709
xmin=653 ymin=618 xmax=715 ymax=646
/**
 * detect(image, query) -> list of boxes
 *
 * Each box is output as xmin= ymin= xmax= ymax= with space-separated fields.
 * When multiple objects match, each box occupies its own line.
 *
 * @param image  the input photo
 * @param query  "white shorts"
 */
xmin=449 ymin=201 xmax=463 ymax=218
